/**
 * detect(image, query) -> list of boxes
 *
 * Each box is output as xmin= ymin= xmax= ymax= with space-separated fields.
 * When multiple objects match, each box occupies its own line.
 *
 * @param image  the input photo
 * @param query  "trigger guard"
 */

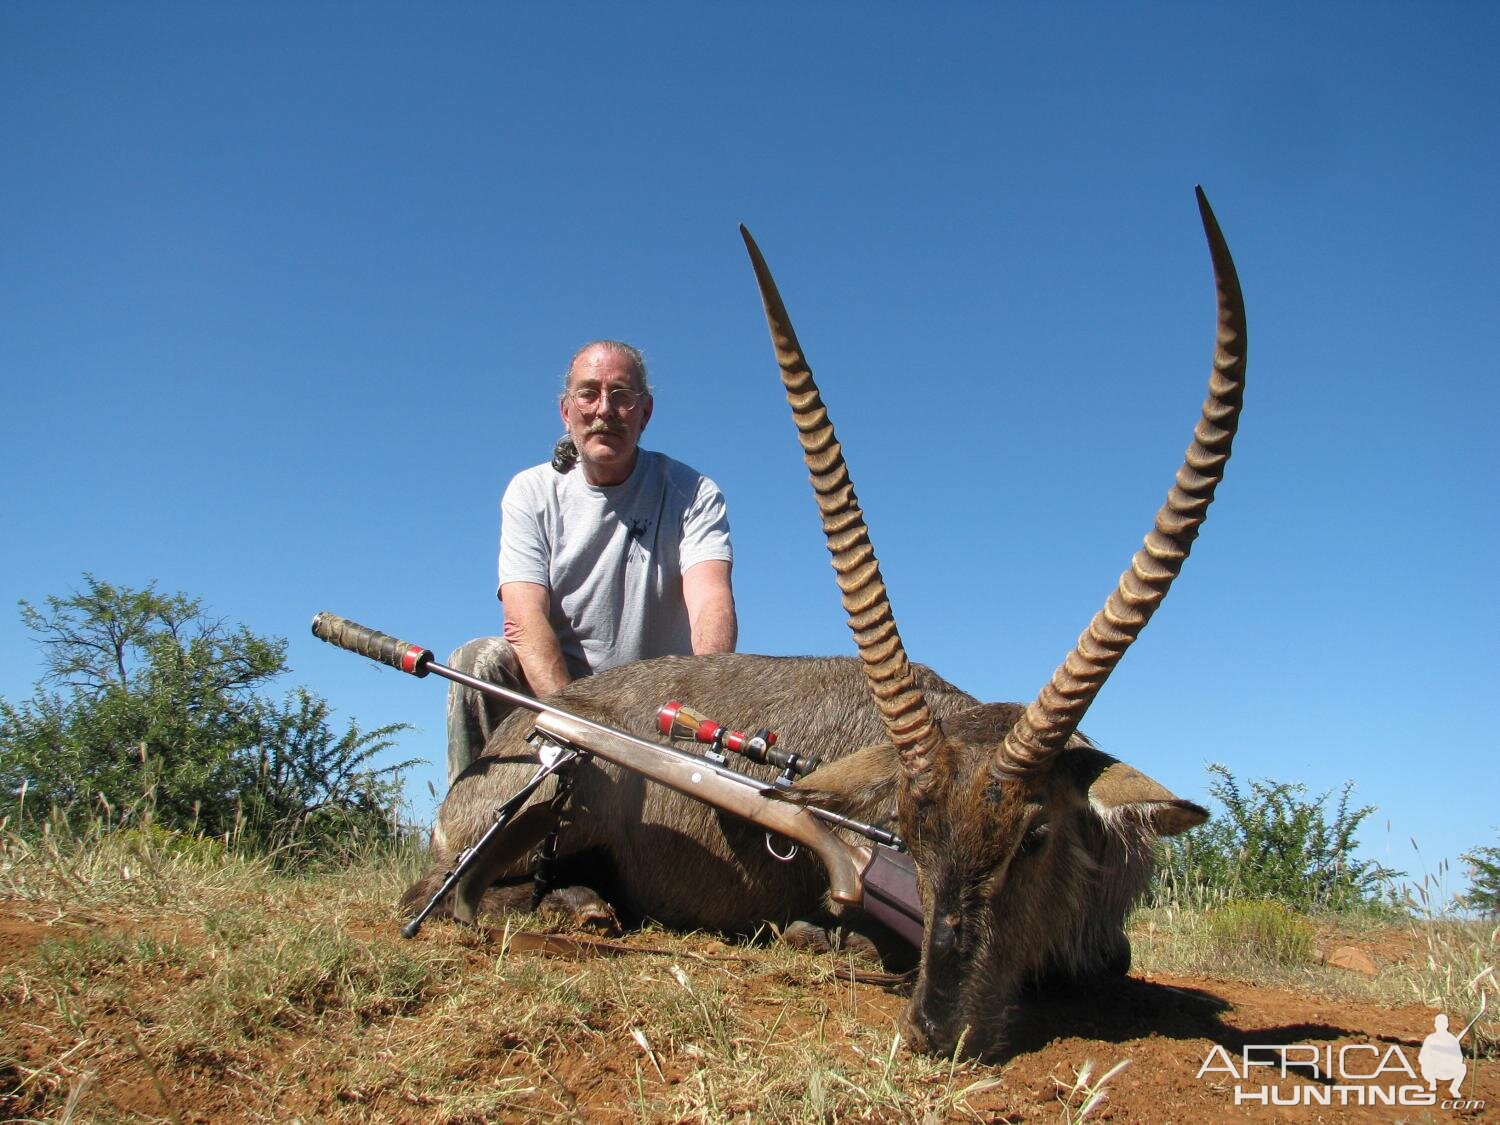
xmin=765 ymin=832 xmax=799 ymax=862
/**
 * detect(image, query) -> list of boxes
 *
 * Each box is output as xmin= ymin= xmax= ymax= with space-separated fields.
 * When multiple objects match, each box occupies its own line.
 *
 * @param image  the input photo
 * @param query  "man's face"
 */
xmin=560 ymin=346 xmax=653 ymax=486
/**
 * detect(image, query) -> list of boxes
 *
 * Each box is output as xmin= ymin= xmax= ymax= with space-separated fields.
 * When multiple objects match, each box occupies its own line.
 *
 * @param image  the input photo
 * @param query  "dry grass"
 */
xmin=0 ymin=821 xmax=1015 ymax=1122
xmin=3 ymin=818 xmax=1496 ymax=1121
xmin=1204 ymin=900 xmax=1316 ymax=965
xmin=1051 ymin=1058 xmax=1129 ymax=1123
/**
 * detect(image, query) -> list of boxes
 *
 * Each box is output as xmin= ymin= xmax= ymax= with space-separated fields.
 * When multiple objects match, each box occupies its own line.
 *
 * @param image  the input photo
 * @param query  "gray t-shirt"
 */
xmin=497 ymin=448 xmax=733 ymax=678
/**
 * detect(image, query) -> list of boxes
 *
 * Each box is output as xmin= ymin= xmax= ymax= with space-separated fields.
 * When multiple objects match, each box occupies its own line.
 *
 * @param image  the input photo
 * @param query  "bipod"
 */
xmin=402 ymin=739 xmax=580 ymax=939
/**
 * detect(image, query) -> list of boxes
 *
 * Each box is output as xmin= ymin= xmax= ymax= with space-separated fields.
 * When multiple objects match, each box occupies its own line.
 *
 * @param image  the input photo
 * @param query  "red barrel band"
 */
xmin=657 ymin=702 xmax=682 ymax=736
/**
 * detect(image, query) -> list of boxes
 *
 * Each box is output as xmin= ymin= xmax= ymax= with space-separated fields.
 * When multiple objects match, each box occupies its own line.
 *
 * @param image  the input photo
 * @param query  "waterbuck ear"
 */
xmin=1082 ymin=756 xmax=1209 ymax=837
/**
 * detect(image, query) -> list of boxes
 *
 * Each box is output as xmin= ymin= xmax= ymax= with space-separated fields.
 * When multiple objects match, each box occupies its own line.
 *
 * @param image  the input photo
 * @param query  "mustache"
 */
xmin=583 ymin=419 xmax=627 ymax=437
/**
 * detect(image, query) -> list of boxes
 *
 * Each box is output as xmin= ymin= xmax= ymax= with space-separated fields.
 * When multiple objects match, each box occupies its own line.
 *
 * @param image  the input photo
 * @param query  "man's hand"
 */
xmin=500 ymin=582 xmax=572 ymax=697
xmin=684 ymin=560 xmax=737 ymax=655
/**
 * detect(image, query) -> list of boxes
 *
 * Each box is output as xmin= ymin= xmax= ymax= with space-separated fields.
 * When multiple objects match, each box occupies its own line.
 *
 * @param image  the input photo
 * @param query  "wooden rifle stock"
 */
xmin=530 ymin=711 xmax=868 ymax=907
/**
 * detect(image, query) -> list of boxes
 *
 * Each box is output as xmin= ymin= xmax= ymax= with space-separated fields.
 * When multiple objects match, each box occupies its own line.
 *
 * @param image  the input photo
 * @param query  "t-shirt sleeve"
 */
xmin=679 ymin=475 xmax=734 ymax=571
xmin=497 ymin=473 xmax=552 ymax=592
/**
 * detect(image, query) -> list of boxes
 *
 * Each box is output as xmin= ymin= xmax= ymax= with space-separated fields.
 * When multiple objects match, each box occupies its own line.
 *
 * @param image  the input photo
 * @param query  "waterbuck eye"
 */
xmin=1017 ymin=823 xmax=1049 ymax=857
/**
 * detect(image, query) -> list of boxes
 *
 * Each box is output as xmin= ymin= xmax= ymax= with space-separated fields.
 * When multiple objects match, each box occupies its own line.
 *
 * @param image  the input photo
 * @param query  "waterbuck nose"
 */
xmin=898 ymin=1006 xmax=935 ymax=1054
xmin=900 ymin=1000 xmax=956 ymax=1057
xmin=928 ymin=914 xmax=958 ymax=959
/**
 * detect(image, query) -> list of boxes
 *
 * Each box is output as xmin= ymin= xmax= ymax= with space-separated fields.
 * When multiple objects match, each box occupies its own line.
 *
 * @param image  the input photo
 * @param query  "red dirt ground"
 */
xmin=2 ymin=904 xmax=1494 ymax=1122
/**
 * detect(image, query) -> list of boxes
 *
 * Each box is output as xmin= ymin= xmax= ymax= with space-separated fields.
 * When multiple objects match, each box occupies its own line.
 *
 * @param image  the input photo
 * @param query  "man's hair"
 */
xmin=561 ymin=340 xmax=653 ymax=398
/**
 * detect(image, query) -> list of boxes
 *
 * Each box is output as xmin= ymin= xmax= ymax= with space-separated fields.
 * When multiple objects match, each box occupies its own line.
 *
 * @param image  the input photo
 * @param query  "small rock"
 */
xmin=1325 ymin=945 xmax=1378 ymax=975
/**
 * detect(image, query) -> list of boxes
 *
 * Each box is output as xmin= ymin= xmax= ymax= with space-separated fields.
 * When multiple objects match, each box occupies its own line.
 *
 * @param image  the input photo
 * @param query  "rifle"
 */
xmin=310 ymin=612 xmax=924 ymax=945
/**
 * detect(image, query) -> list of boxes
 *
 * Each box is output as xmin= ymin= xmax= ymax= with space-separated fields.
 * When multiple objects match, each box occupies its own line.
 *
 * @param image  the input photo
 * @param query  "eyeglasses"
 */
xmin=568 ymin=385 xmax=646 ymax=413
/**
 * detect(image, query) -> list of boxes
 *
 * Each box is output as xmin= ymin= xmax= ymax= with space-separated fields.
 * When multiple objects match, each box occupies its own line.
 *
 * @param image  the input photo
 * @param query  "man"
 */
xmin=446 ymin=340 xmax=737 ymax=782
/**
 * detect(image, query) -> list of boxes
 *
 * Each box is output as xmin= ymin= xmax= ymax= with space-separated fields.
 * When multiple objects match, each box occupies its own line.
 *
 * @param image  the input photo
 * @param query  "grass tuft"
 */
xmin=1055 ymin=1057 xmax=1130 ymax=1123
xmin=1205 ymin=899 xmax=1315 ymax=965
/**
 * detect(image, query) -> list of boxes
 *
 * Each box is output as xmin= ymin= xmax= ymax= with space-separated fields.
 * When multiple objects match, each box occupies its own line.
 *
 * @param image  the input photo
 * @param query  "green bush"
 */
xmin=1155 ymin=763 xmax=1400 ymax=912
xmin=1206 ymin=899 xmax=1316 ymax=964
xmin=1460 ymin=832 xmax=1500 ymax=918
xmin=0 ymin=575 xmax=418 ymax=861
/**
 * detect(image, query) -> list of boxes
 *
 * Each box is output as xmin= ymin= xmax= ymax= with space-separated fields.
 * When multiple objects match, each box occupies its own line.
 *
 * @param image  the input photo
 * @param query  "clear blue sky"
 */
xmin=2 ymin=3 xmax=1495 ymax=902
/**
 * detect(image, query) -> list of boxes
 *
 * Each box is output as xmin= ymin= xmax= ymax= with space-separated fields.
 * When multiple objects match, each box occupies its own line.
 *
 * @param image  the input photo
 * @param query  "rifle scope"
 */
xmin=657 ymin=701 xmax=820 ymax=779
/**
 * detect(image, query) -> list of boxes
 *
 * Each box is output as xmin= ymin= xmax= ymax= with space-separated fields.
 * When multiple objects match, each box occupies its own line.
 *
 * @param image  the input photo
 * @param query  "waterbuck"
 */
xmin=406 ymin=188 xmax=1245 ymax=1059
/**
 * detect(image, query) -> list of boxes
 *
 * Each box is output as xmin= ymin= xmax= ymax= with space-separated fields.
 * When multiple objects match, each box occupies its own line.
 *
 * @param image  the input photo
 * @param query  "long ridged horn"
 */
xmin=997 ymin=188 xmax=1248 ymax=775
xmin=740 ymin=225 xmax=945 ymax=777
